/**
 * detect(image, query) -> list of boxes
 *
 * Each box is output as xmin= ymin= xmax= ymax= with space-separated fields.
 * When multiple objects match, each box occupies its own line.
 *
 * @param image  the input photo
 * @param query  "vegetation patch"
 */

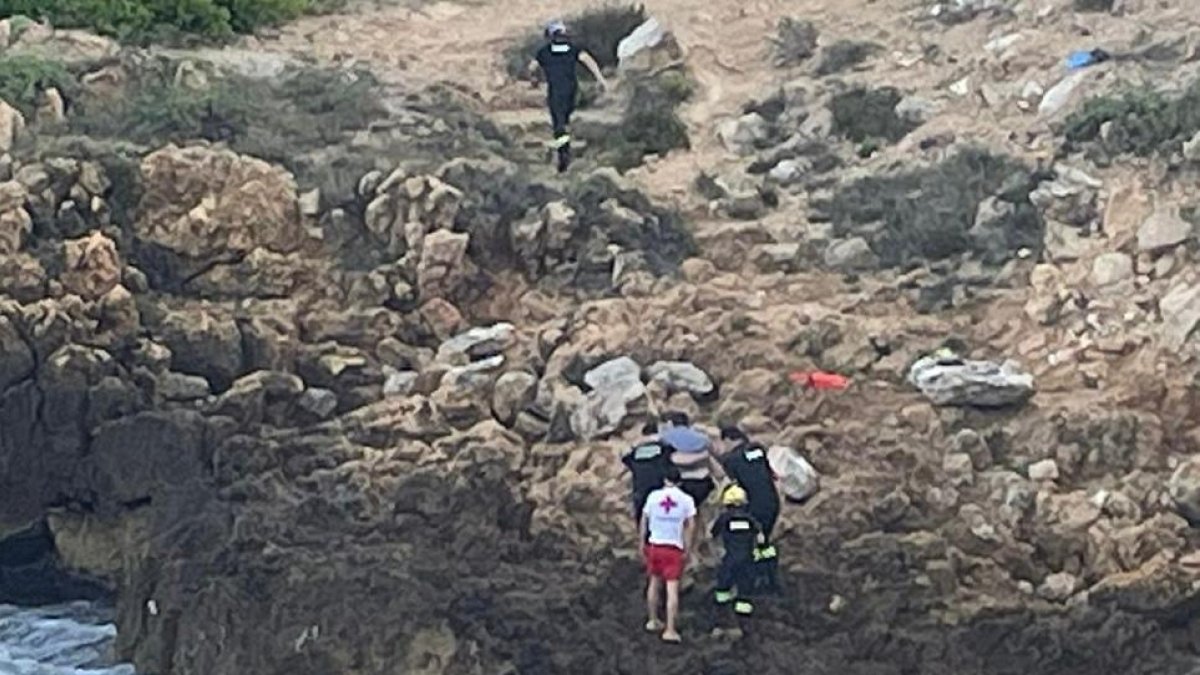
xmin=1062 ymin=80 xmax=1200 ymax=157
xmin=815 ymin=40 xmax=880 ymax=77
xmin=830 ymin=86 xmax=919 ymax=144
xmin=823 ymin=148 xmax=1043 ymax=268
xmin=503 ymin=3 xmax=647 ymax=79
xmin=580 ymin=68 xmax=692 ymax=171
xmin=0 ymin=55 xmax=76 ymax=117
xmin=771 ymin=18 xmax=818 ymax=68
xmin=0 ymin=0 xmax=325 ymax=44
xmin=1073 ymin=0 xmax=1114 ymax=11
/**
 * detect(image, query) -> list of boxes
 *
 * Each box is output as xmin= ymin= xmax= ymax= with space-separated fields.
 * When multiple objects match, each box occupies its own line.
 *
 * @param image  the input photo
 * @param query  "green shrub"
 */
xmin=584 ymin=69 xmax=691 ymax=171
xmin=1062 ymin=82 xmax=1200 ymax=156
xmin=815 ymin=40 xmax=880 ymax=77
xmin=771 ymin=18 xmax=818 ymax=68
xmin=0 ymin=55 xmax=76 ymax=116
xmin=830 ymin=86 xmax=918 ymax=143
xmin=503 ymin=3 xmax=646 ymax=78
xmin=824 ymin=148 xmax=1042 ymax=267
xmin=0 ymin=0 xmax=316 ymax=44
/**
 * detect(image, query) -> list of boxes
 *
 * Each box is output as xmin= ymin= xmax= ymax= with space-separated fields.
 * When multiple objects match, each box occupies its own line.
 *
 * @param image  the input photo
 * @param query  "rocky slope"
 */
xmin=5 ymin=2 xmax=1200 ymax=674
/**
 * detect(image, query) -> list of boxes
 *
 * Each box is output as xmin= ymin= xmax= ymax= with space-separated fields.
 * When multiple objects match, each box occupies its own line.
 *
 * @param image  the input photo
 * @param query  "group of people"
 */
xmin=623 ymin=413 xmax=781 ymax=643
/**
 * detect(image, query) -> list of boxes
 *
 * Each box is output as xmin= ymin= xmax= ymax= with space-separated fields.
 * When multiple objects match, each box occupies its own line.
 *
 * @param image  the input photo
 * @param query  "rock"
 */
xmin=157 ymin=306 xmax=244 ymax=391
xmin=1039 ymin=71 xmax=1089 ymax=118
xmin=0 ymin=181 xmax=31 ymax=255
xmin=436 ymin=323 xmax=516 ymax=365
xmin=0 ymin=253 xmax=45 ymax=302
xmin=61 ymin=232 xmax=122 ymax=300
xmin=952 ymin=428 xmax=992 ymax=470
xmin=135 ymin=145 xmax=301 ymax=263
xmin=571 ymin=356 xmax=646 ymax=440
xmin=645 ymin=361 xmax=715 ymax=397
xmin=158 ymin=372 xmax=211 ymax=402
xmin=823 ymin=237 xmax=878 ymax=271
xmin=363 ymin=170 xmax=463 ymax=257
xmin=1028 ymin=458 xmax=1060 ymax=482
xmin=968 ymin=196 xmax=1019 ymax=262
xmin=1159 ymin=280 xmax=1200 ymax=350
xmin=895 ymin=96 xmax=940 ymax=124
xmin=0 ymin=100 xmax=25 ymax=153
xmin=949 ymin=77 xmax=971 ymax=97
xmin=1038 ymin=572 xmax=1079 ymax=602
xmin=1020 ymin=81 xmax=1045 ymax=106
xmin=1168 ymin=458 xmax=1200 ymax=524
xmin=753 ymin=243 xmax=801 ymax=272
xmin=1137 ymin=209 xmax=1193 ymax=252
xmin=718 ymin=113 xmax=769 ymax=155
xmin=617 ymin=17 xmax=666 ymax=67
xmin=35 ymin=88 xmax=65 ymax=127
xmin=416 ymin=229 xmax=471 ymax=299
xmin=943 ymin=453 xmax=974 ymax=487
xmin=768 ymin=445 xmax=820 ymax=503
xmin=298 ymin=388 xmax=339 ymax=420
xmin=1089 ymin=252 xmax=1133 ymax=288
xmin=0 ymin=315 xmax=34 ymax=391
xmin=1184 ymin=131 xmax=1200 ymax=163
xmin=382 ymin=367 xmax=418 ymax=397
xmin=768 ymin=159 xmax=804 ymax=186
xmin=298 ymin=188 xmax=321 ymax=217
xmin=908 ymin=355 xmax=1035 ymax=408
xmin=1044 ymin=220 xmax=1091 ymax=262
xmin=492 ymin=370 xmax=538 ymax=426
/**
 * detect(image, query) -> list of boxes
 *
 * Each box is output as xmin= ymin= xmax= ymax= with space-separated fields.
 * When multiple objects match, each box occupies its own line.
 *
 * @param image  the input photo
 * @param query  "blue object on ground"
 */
xmin=1067 ymin=49 xmax=1112 ymax=70
xmin=661 ymin=426 xmax=710 ymax=454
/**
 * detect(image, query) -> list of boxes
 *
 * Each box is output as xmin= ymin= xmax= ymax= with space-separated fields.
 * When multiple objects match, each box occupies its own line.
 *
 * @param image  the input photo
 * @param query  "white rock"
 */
xmin=824 ymin=237 xmax=878 ymax=271
xmin=572 ymin=356 xmax=647 ymax=440
xmin=717 ymin=113 xmax=769 ymax=155
xmin=895 ymin=96 xmax=941 ymax=124
xmin=1184 ymin=131 xmax=1200 ymax=163
xmin=382 ymin=367 xmax=418 ymax=397
xmin=617 ymin=17 xmax=667 ymax=68
xmin=436 ymin=323 xmax=516 ymax=363
xmin=768 ymin=159 xmax=804 ymax=185
xmin=158 ymin=372 xmax=210 ymax=401
xmin=1028 ymin=458 xmax=1059 ymax=482
xmin=943 ymin=453 xmax=975 ymax=487
xmin=1137 ymin=209 xmax=1193 ymax=252
xmin=298 ymin=189 xmax=321 ymax=217
xmin=298 ymin=388 xmax=338 ymax=419
xmin=1039 ymin=71 xmax=1089 ymax=117
xmin=1038 ymin=572 xmax=1079 ymax=602
xmin=1020 ymin=80 xmax=1045 ymax=104
xmin=0 ymin=100 xmax=25 ymax=153
xmin=645 ymin=361 xmax=715 ymax=396
xmin=768 ymin=445 xmax=820 ymax=502
xmin=1089 ymin=252 xmax=1133 ymax=287
xmin=949 ymin=77 xmax=971 ymax=97
xmin=908 ymin=355 xmax=1034 ymax=408
xmin=1159 ymin=281 xmax=1200 ymax=350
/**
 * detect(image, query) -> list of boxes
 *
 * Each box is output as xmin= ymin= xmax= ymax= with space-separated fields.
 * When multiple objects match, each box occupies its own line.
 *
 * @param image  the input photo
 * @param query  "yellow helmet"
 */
xmin=721 ymin=484 xmax=748 ymax=506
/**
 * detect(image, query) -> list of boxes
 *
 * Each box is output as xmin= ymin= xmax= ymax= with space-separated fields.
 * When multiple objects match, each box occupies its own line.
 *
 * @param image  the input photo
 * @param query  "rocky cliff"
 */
xmin=5 ymin=2 xmax=1200 ymax=674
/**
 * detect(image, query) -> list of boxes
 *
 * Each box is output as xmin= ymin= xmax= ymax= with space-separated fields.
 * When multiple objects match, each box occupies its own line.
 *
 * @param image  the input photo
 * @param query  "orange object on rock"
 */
xmin=789 ymin=370 xmax=850 ymax=390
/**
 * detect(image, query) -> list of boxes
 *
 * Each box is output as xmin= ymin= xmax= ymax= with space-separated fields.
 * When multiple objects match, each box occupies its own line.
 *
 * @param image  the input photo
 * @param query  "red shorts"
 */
xmin=644 ymin=544 xmax=686 ymax=581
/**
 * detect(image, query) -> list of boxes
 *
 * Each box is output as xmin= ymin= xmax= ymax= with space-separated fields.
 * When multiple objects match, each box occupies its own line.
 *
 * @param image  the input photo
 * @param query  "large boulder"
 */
xmin=61 ymin=232 xmax=122 ymax=300
xmin=156 ymin=306 xmax=244 ymax=391
xmin=135 ymin=145 xmax=301 ymax=264
xmin=362 ymin=170 xmax=463 ymax=257
xmin=571 ymin=356 xmax=646 ymax=440
xmin=617 ymin=17 xmax=683 ymax=73
xmin=1138 ymin=209 xmax=1193 ymax=253
xmin=1168 ymin=458 xmax=1200 ymax=525
xmin=0 ymin=100 xmax=25 ymax=153
xmin=908 ymin=354 xmax=1034 ymax=407
xmin=1159 ymin=279 xmax=1200 ymax=350
xmin=768 ymin=445 xmax=820 ymax=503
xmin=645 ymin=361 xmax=715 ymax=397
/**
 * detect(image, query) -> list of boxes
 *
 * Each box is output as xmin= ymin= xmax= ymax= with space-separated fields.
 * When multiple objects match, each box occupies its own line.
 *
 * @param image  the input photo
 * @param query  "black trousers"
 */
xmin=716 ymin=554 xmax=754 ymax=593
xmin=548 ymin=88 xmax=576 ymax=137
xmin=750 ymin=500 xmax=780 ymax=542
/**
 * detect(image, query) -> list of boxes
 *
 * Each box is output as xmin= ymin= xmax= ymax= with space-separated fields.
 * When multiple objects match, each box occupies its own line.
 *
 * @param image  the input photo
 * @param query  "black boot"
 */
xmin=556 ymin=143 xmax=572 ymax=173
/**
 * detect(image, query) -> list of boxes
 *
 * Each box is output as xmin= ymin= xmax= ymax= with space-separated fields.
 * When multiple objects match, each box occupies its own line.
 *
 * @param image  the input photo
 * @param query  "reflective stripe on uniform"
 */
xmin=714 ymin=590 xmax=735 ymax=604
xmin=753 ymin=545 xmax=777 ymax=561
xmin=734 ymin=601 xmax=754 ymax=615
xmin=550 ymin=43 xmax=572 ymax=53
xmin=744 ymin=448 xmax=765 ymax=461
xmin=729 ymin=520 xmax=751 ymax=531
xmin=550 ymin=134 xmax=572 ymax=149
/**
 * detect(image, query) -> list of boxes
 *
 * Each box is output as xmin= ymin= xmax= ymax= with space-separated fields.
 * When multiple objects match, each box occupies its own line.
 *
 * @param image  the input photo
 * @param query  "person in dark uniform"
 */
xmin=711 ymin=484 xmax=763 ymax=619
xmin=718 ymin=427 xmax=781 ymax=541
xmin=526 ymin=20 xmax=609 ymax=172
xmin=622 ymin=422 xmax=675 ymax=522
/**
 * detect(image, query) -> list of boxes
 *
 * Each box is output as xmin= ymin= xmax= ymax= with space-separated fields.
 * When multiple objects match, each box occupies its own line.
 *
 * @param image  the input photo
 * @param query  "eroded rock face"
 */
xmin=135 ymin=145 xmax=301 ymax=269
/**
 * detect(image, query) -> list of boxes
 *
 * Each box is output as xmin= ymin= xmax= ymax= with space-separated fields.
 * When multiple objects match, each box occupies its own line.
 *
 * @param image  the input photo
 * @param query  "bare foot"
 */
xmin=645 ymin=619 xmax=664 ymax=632
xmin=661 ymin=630 xmax=682 ymax=643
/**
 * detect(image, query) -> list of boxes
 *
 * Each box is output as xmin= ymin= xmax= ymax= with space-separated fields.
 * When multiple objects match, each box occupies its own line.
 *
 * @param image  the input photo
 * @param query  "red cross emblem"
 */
xmin=659 ymin=495 xmax=678 ymax=513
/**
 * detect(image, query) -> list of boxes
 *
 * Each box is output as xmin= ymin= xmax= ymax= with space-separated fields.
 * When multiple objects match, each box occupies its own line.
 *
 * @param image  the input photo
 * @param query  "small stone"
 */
xmin=382 ymin=367 xmax=418 ymax=397
xmin=895 ymin=95 xmax=940 ymax=124
xmin=1183 ymin=130 xmax=1200 ymax=163
xmin=1020 ymin=81 xmax=1044 ymax=103
xmin=1037 ymin=572 xmax=1078 ymax=602
xmin=823 ymin=237 xmax=878 ymax=271
xmin=1028 ymin=458 xmax=1059 ymax=482
xmin=718 ymin=113 xmax=769 ymax=155
xmin=1137 ymin=209 xmax=1193 ymax=252
xmin=1089 ymin=252 xmax=1133 ymax=287
xmin=768 ymin=159 xmax=803 ymax=185
xmin=298 ymin=388 xmax=338 ymax=419
xmin=298 ymin=189 xmax=321 ymax=216
xmin=943 ymin=453 xmax=975 ymax=487
xmin=949 ymin=77 xmax=971 ymax=97
xmin=35 ymin=88 xmax=66 ymax=127
xmin=828 ymin=595 xmax=846 ymax=613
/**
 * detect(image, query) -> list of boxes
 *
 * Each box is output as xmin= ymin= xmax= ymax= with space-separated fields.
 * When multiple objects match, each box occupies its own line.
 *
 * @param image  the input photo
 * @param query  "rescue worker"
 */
xmin=527 ymin=20 xmax=609 ymax=173
xmin=711 ymin=484 xmax=763 ymax=620
xmin=641 ymin=466 xmax=696 ymax=644
xmin=718 ymin=426 xmax=781 ymax=541
xmin=622 ymin=421 xmax=675 ymax=522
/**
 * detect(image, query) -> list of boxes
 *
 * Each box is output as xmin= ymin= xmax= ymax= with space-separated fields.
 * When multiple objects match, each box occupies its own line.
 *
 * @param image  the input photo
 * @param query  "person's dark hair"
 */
xmin=662 ymin=411 xmax=690 ymax=427
xmin=641 ymin=421 xmax=659 ymax=436
xmin=720 ymin=426 xmax=749 ymax=442
xmin=663 ymin=466 xmax=682 ymax=484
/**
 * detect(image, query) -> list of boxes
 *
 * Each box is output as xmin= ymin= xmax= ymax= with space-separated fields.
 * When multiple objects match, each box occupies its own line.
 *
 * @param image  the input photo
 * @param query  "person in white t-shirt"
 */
xmin=640 ymin=466 xmax=696 ymax=643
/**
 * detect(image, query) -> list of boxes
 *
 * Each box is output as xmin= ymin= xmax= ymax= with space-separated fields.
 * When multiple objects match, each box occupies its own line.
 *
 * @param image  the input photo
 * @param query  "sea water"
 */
xmin=0 ymin=603 xmax=134 ymax=675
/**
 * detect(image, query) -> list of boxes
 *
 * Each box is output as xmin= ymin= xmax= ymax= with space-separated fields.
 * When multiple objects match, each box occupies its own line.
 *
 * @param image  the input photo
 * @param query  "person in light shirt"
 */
xmin=640 ymin=466 xmax=696 ymax=643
